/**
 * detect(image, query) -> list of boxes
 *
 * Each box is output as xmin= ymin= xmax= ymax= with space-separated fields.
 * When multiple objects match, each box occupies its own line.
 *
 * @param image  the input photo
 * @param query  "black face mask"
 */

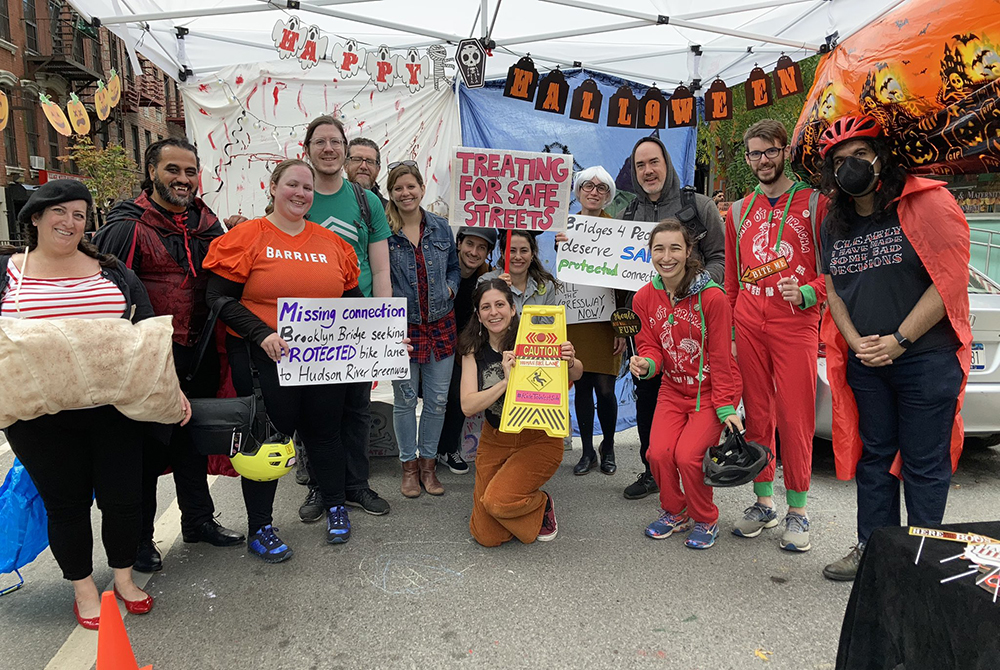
xmin=835 ymin=156 xmax=879 ymax=197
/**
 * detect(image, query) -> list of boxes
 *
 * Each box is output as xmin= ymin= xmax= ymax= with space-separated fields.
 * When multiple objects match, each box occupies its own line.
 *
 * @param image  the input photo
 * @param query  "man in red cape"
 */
xmin=816 ymin=115 xmax=971 ymax=582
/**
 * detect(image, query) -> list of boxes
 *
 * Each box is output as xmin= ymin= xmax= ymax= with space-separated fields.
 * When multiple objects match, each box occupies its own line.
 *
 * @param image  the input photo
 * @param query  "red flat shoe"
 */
xmin=113 ymin=585 xmax=154 ymax=615
xmin=73 ymin=601 xmax=100 ymax=630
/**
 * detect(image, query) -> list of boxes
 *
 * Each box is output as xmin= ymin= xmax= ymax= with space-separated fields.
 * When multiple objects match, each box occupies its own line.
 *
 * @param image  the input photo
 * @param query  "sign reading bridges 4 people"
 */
xmin=275 ymin=297 xmax=410 ymax=387
xmin=555 ymin=215 xmax=658 ymax=291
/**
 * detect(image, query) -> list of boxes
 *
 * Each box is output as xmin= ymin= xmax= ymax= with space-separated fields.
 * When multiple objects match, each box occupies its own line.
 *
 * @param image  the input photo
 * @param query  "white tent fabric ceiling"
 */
xmin=67 ymin=0 xmax=907 ymax=87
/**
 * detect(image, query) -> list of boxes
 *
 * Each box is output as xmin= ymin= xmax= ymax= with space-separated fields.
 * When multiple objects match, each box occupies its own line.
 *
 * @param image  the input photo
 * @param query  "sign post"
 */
xmin=610 ymin=308 xmax=641 ymax=362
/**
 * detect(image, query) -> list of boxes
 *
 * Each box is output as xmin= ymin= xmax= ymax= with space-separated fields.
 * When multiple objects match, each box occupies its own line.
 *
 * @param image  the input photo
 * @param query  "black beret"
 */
xmin=18 ymin=179 xmax=93 ymax=224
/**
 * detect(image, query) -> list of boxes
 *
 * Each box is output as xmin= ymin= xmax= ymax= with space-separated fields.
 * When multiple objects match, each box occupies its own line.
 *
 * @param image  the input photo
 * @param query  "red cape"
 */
xmin=822 ymin=176 xmax=972 ymax=480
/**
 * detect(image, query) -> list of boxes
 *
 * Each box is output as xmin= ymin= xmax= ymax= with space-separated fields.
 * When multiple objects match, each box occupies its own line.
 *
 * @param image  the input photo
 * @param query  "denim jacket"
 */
xmin=387 ymin=210 xmax=459 ymax=325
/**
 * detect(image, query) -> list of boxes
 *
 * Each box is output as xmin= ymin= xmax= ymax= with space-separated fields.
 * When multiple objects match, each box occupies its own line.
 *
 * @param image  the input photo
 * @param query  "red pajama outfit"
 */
xmin=633 ymin=274 xmax=742 ymax=523
xmin=724 ymin=185 xmax=827 ymax=506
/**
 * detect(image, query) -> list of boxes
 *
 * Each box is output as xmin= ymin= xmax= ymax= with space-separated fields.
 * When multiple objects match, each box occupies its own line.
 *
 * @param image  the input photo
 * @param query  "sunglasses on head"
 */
xmin=388 ymin=160 xmax=418 ymax=170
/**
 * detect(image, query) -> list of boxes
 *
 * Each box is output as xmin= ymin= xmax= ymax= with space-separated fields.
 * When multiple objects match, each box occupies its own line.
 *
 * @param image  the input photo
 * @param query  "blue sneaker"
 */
xmin=645 ymin=511 xmax=693 ymax=539
xmin=248 ymin=525 xmax=293 ymax=563
xmin=685 ymin=522 xmax=719 ymax=549
xmin=327 ymin=505 xmax=351 ymax=544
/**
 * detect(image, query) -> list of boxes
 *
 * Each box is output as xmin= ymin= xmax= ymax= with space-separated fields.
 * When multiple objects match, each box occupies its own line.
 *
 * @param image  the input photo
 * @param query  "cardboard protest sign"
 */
xmin=276 ymin=297 xmax=409 ymax=387
xmin=450 ymin=147 xmax=573 ymax=232
xmin=560 ymin=283 xmax=615 ymax=324
xmin=555 ymin=214 xmax=657 ymax=292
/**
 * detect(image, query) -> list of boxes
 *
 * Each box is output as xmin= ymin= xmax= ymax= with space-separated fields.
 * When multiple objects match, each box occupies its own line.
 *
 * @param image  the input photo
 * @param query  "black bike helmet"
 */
xmin=703 ymin=430 xmax=773 ymax=488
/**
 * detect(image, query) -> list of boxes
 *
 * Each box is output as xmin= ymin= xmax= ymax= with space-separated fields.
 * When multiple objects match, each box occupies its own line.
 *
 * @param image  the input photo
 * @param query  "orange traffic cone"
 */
xmin=96 ymin=591 xmax=152 ymax=670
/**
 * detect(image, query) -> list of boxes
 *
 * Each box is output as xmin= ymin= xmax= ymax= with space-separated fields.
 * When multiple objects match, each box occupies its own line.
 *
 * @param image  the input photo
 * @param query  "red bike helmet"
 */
xmin=818 ymin=114 xmax=883 ymax=159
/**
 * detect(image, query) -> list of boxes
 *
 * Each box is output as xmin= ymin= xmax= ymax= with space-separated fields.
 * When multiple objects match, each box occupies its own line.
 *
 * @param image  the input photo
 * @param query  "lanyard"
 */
xmin=737 ymin=181 xmax=808 ymax=258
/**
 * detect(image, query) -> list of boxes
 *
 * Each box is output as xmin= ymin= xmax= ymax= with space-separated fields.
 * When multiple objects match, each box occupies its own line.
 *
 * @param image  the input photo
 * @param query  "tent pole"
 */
xmin=480 ymin=0 xmax=489 ymax=38
xmin=676 ymin=0 xmax=819 ymax=22
xmin=97 ymin=0 xmax=377 ymax=27
xmin=538 ymin=0 xmax=822 ymax=51
xmin=588 ymin=45 xmax=790 ymax=68
xmin=149 ymin=27 xmax=282 ymax=53
xmin=492 ymin=48 xmax=681 ymax=86
xmin=297 ymin=4 xmax=465 ymax=43
xmin=500 ymin=20 xmax=648 ymax=47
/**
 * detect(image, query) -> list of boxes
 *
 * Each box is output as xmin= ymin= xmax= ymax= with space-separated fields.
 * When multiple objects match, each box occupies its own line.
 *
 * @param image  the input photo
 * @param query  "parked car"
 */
xmin=815 ymin=265 xmax=1000 ymax=447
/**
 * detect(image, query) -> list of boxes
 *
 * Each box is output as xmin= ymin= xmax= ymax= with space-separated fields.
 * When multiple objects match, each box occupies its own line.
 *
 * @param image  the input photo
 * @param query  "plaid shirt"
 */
xmin=407 ymin=228 xmax=457 ymax=364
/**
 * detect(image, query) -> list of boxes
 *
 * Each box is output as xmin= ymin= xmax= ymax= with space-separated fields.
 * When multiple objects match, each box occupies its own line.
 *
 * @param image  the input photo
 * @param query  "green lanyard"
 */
xmin=736 ymin=181 xmax=808 ymax=274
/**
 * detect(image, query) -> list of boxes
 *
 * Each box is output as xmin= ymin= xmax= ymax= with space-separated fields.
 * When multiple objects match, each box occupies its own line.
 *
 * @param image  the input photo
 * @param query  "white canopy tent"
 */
xmin=66 ymin=0 xmax=907 ymax=87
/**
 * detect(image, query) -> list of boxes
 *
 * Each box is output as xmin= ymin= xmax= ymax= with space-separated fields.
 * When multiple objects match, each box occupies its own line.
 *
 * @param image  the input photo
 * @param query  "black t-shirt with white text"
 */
xmin=476 ymin=344 xmax=505 ymax=429
xmin=821 ymin=208 xmax=958 ymax=356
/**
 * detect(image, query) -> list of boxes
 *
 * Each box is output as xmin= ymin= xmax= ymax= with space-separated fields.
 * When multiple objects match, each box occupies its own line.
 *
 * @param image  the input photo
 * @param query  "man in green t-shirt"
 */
xmin=297 ymin=115 xmax=392 ymax=520
xmin=308 ymin=133 xmax=391 ymax=298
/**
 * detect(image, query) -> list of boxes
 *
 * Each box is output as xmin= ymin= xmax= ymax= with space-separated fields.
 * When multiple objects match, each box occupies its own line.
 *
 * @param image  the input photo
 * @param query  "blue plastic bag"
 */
xmin=0 ymin=458 xmax=49 ymax=575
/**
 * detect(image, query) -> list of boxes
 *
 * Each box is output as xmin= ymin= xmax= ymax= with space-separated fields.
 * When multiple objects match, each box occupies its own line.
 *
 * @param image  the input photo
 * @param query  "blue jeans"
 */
xmin=393 ymin=355 xmax=455 ymax=462
xmin=847 ymin=347 xmax=962 ymax=544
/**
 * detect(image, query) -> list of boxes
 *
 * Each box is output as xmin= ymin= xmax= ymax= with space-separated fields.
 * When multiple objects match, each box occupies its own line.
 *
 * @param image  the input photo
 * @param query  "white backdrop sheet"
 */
xmin=183 ymin=60 xmax=462 ymax=222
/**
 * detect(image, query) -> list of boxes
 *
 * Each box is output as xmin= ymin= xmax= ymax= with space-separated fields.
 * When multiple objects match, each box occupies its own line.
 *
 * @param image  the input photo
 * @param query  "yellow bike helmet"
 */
xmin=230 ymin=433 xmax=296 ymax=482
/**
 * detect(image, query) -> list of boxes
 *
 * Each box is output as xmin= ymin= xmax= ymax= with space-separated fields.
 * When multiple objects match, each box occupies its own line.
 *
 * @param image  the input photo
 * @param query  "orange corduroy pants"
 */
xmin=469 ymin=423 xmax=563 ymax=547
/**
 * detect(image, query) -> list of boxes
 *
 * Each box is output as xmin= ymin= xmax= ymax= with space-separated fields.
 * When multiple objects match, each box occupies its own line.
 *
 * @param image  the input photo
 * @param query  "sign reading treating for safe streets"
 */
xmin=449 ymin=147 xmax=573 ymax=231
xmin=555 ymin=214 xmax=657 ymax=291
xmin=276 ymin=297 xmax=410 ymax=386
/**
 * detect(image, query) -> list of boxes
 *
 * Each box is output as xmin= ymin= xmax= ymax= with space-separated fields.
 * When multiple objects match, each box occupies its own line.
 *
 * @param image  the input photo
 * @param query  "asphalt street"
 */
xmin=1 ymin=429 xmax=999 ymax=670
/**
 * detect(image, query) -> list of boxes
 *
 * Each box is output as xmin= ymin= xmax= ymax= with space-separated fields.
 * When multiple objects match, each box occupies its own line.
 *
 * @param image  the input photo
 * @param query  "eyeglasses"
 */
xmin=746 ymin=146 xmax=785 ymax=161
xmin=388 ymin=160 xmax=418 ymax=170
xmin=310 ymin=138 xmax=346 ymax=149
xmin=347 ymin=156 xmax=379 ymax=167
xmin=580 ymin=182 xmax=610 ymax=194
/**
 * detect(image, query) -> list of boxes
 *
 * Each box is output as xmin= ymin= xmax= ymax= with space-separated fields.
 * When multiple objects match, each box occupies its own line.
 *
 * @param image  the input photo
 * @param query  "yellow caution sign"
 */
xmin=500 ymin=305 xmax=570 ymax=438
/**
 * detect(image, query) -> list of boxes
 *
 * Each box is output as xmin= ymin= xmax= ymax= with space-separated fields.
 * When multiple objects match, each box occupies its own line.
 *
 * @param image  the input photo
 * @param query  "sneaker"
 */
xmin=326 ymin=506 xmax=351 ymax=544
xmin=780 ymin=512 xmax=811 ymax=552
xmin=624 ymin=472 xmax=659 ymax=500
xmin=440 ymin=452 xmax=470 ymax=474
xmin=685 ymin=522 xmax=719 ymax=549
xmin=536 ymin=493 xmax=558 ymax=542
xmin=298 ymin=486 xmax=324 ymax=523
xmin=645 ymin=511 xmax=693 ymax=539
xmin=732 ymin=502 xmax=779 ymax=538
xmin=345 ymin=488 xmax=391 ymax=516
xmin=248 ymin=525 xmax=293 ymax=563
xmin=823 ymin=543 xmax=864 ymax=581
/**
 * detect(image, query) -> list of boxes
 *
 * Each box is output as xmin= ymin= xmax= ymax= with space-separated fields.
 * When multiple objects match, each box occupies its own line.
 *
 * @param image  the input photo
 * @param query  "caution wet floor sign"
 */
xmin=500 ymin=305 xmax=570 ymax=438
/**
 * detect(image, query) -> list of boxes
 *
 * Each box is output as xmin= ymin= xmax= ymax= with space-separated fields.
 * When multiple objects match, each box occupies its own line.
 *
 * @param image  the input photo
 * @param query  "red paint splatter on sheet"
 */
xmin=369 ymin=91 xmax=374 ymax=103
xmin=272 ymin=83 xmax=286 ymax=113
xmin=198 ymin=108 xmax=209 ymax=116
xmin=260 ymin=180 xmax=266 ymax=191
xmin=235 ymin=75 xmax=244 ymax=85
xmin=357 ymin=121 xmax=365 ymax=131
xmin=246 ymin=84 xmax=259 ymax=109
xmin=297 ymin=86 xmax=307 ymax=116
xmin=207 ymin=131 xmax=216 ymax=150
xmin=324 ymin=87 xmax=328 ymax=110
xmin=198 ymin=83 xmax=210 ymax=92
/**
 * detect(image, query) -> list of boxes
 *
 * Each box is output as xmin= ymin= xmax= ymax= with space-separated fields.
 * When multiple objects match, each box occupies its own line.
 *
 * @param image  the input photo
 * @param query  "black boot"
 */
xmin=598 ymin=441 xmax=616 ymax=475
xmin=573 ymin=451 xmax=597 ymax=475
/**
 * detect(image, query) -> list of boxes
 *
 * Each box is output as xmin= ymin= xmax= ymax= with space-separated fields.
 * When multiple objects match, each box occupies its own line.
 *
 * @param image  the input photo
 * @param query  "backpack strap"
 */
xmin=677 ymin=186 xmax=707 ymax=242
xmin=729 ymin=195 xmax=747 ymax=279
xmin=349 ymin=181 xmax=373 ymax=235
xmin=807 ymin=189 xmax=823 ymax=277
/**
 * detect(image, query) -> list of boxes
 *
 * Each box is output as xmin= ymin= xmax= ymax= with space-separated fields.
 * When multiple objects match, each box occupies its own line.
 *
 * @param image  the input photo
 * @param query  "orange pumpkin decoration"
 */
xmin=66 ymin=93 xmax=91 ymax=135
xmin=94 ymin=81 xmax=111 ymax=121
xmin=40 ymin=94 xmax=72 ymax=137
xmin=106 ymin=69 xmax=121 ymax=107
xmin=0 ymin=90 xmax=8 ymax=132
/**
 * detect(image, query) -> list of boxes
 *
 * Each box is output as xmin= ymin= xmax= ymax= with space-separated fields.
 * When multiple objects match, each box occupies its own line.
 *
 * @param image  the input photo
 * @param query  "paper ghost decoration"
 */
xmin=331 ymin=39 xmax=366 ymax=79
xmin=366 ymin=45 xmax=396 ymax=92
xmin=297 ymin=24 xmax=328 ymax=70
xmin=395 ymin=48 xmax=429 ymax=93
xmin=271 ymin=16 xmax=304 ymax=60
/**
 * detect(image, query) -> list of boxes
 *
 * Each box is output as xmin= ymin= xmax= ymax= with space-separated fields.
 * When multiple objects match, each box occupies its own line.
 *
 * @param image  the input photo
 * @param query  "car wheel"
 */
xmin=965 ymin=434 xmax=1000 ymax=450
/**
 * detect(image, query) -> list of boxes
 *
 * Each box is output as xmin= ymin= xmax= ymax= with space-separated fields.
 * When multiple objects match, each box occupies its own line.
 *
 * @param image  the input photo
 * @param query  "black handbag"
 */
xmin=183 ymin=296 xmax=271 ymax=456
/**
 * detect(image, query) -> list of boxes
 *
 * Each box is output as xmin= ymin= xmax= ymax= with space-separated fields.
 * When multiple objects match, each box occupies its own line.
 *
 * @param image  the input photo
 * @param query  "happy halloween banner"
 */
xmin=792 ymin=0 xmax=1000 ymax=179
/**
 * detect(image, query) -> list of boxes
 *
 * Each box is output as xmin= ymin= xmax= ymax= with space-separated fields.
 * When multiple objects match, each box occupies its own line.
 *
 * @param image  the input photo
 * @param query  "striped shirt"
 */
xmin=1 ymin=261 xmax=126 ymax=320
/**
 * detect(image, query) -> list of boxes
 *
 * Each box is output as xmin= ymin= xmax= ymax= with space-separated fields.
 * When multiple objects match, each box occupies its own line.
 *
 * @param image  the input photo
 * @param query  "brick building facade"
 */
xmin=0 ymin=0 xmax=185 ymax=242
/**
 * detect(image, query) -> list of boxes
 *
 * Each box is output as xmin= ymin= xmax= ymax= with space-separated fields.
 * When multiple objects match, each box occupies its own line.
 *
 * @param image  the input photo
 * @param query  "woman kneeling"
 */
xmin=461 ymin=279 xmax=582 ymax=546
xmin=630 ymin=220 xmax=743 ymax=550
